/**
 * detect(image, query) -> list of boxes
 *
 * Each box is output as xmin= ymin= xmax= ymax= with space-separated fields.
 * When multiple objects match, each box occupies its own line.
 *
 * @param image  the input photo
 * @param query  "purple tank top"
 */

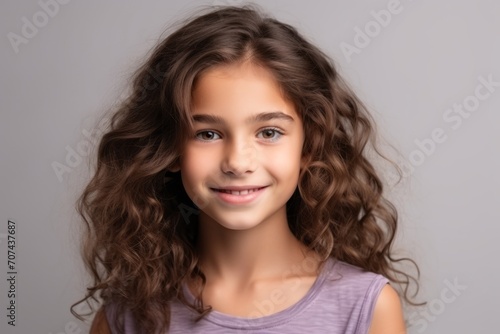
xmin=105 ymin=257 xmax=389 ymax=333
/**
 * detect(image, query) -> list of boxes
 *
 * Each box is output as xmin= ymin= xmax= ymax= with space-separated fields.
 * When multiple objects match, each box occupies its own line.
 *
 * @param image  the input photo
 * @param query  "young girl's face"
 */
xmin=180 ymin=61 xmax=304 ymax=231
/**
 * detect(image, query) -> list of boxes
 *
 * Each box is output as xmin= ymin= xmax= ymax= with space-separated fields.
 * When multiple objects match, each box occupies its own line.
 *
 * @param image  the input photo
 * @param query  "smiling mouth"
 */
xmin=210 ymin=186 xmax=267 ymax=196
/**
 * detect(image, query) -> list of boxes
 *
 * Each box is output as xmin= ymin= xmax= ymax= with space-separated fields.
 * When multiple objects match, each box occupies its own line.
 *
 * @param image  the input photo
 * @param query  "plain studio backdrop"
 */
xmin=1 ymin=0 xmax=498 ymax=333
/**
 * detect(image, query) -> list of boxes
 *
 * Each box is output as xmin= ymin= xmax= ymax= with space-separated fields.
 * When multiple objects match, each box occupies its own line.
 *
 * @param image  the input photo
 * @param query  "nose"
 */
xmin=221 ymin=139 xmax=257 ymax=176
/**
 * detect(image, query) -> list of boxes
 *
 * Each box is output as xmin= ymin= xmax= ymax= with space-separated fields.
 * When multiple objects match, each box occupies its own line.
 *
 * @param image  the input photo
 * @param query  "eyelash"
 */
xmin=195 ymin=127 xmax=284 ymax=142
xmin=257 ymin=127 xmax=284 ymax=141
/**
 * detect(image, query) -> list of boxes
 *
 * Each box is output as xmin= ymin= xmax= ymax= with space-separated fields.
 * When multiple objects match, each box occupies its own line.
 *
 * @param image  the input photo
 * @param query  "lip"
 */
xmin=211 ymin=185 xmax=266 ymax=191
xmin=210 ymin=185 xmax=268 ymax=205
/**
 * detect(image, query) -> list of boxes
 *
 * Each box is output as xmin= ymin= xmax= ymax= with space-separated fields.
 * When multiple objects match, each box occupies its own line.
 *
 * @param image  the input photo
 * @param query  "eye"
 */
xmin=195 ymin=131 xmax=221 ymax=141
xmin=257 ymin=128 xmax=283 ymax=141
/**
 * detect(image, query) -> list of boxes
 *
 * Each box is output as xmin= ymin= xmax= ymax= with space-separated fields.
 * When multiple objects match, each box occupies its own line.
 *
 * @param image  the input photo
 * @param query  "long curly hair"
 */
xmin=71 ymin=5 xmax=420 ymax=333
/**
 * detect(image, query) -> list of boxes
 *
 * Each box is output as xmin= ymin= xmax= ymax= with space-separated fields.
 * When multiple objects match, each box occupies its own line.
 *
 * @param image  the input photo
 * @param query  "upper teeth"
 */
xmin=220 ymin=188 xmax=259 ymax=195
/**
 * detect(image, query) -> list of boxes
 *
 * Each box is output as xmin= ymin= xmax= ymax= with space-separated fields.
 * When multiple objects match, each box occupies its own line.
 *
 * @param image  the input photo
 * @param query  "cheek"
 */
xmin=181 ymin=145 xmax=217 ymax=182
xmin=266 ymin=145 xmax=302 ymax=179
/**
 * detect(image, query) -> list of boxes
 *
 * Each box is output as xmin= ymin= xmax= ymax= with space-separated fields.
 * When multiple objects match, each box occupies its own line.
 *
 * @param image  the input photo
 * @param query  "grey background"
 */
xmin=1 ymin=0 xmax=498 ymax=333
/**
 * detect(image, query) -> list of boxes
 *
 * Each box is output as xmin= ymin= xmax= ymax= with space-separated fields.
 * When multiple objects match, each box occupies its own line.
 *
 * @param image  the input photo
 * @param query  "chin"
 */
xmin=217 ymin=219 xmax=262 ymax=231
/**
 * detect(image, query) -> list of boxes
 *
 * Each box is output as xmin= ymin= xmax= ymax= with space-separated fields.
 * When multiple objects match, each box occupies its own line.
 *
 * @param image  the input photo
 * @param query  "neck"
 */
xmin=194 ymin=209 xmax=320 ymax=289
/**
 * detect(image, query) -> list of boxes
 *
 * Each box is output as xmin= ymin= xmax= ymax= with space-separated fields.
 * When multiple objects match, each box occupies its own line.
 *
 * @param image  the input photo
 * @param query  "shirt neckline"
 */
xmin=181 ymin=256 xmax=335 ymax=330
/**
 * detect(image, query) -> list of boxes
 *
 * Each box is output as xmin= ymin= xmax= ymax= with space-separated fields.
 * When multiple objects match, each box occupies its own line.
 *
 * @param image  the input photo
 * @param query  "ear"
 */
xmin=167 ymin=159 xmax=181 ymax=173
xmin=167 ymin=164 xmax=180 ymax=173
xmin=164 ymin=163 xmax=180 ymax=184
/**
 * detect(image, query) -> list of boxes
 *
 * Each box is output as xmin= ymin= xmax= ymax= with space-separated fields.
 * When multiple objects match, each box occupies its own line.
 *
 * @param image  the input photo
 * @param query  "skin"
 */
xmin=180 ymin=61 xmax=323 ymax=317
xmin=369 ymin=285 xmax=407 ymax=334
xmin=89 ymin=60 xmax=406 ymax=332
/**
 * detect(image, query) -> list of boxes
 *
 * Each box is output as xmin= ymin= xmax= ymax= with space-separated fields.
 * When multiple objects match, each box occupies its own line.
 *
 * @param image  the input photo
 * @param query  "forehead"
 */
xmin=191 ymin=62 xmax=296 ymax=117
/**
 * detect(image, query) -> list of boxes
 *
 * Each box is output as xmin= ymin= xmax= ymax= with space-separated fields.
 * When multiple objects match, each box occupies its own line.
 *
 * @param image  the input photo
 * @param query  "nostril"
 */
xmin=220 ymin=144 xmax=258 ymax=174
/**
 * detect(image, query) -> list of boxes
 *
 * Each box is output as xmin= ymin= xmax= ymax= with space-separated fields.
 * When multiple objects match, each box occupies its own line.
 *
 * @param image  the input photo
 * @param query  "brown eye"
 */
xmin=196 ymin=131 xmax=221 ymax=141
xmin=262 ymin=129 xmax=275 ymax=138
xmin=257 ymin=128 xmax=283 ymax=142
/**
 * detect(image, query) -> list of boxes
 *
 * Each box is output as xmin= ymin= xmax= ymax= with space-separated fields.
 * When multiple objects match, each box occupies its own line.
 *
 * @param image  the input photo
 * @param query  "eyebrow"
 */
xmin=192 ymin=111 xmax=295 ymax=125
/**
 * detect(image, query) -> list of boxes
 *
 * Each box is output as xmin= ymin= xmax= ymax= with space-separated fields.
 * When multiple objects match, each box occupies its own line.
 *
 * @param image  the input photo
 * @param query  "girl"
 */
xmin=72 ymin=5 xmax=420 ymax=334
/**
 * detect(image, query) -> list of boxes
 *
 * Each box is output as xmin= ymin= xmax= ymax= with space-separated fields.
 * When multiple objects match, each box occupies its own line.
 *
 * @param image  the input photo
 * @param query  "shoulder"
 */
xmin=316 ymin=259 xmax=395 ymax=332
xmin=322 ymin=260 xmax=406 ymax=333
xmin=368 ymin=284 xmax=406 ymax=334
xmin=323 ymin=259 xmax=389 ymax=293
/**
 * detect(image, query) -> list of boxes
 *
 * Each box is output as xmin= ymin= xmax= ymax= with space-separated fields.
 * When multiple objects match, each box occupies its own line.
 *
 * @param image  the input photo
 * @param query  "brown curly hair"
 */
xmin=71 ymin=4 xmax=420 ymax=333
